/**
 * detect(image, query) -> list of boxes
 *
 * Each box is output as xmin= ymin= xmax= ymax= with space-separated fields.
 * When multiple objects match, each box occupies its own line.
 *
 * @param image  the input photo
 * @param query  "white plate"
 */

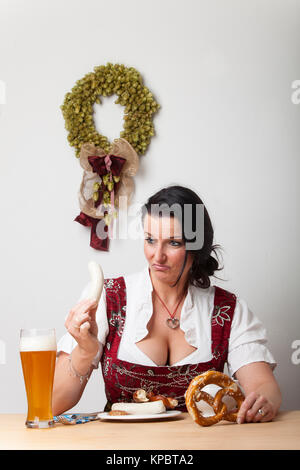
xmin=97 ymin=410 xmax=182 ymax=421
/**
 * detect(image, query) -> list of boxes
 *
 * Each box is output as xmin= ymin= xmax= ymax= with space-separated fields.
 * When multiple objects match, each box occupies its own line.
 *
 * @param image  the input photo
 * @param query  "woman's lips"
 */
xmin=152 ymin=264 xmax=170 ymax=271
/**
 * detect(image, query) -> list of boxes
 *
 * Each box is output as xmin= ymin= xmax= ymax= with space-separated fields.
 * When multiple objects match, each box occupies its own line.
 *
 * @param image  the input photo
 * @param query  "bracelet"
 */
xmin=68 ymin=352 xmax=92 ymax=385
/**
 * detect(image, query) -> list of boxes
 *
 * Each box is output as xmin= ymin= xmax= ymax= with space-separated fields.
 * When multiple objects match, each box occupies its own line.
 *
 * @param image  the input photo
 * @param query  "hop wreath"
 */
xmin=61 ymin=63 xmax=160 ymax=251
xmin=61 ymin=62 xmax=160 ymax=157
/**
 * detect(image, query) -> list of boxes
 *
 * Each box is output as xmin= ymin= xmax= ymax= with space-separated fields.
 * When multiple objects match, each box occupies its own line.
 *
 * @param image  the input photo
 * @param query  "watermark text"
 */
xmin=95 ymin=198 xmax=205 ymax=251
xmin=291 ymin=80 xmax=300 ymax=104
xmin=291 ymin=339 xmax=300 ymax=365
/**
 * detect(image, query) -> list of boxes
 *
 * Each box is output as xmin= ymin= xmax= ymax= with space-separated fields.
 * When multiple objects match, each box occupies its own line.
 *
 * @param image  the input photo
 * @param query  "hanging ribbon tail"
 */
xmin=74 ymin=212 xmax=110 ymax=251
xmin=75 ymin=153 xmax=127 ymax=251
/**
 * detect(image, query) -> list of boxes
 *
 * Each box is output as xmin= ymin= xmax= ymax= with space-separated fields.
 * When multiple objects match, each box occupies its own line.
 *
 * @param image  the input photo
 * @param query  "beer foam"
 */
xmin=20 ymin=335 xmax=56 ymax=352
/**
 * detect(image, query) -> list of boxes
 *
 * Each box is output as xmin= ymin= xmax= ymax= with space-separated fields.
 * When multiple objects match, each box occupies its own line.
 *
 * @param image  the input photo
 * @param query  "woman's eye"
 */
xmin=145 ymin=237 xmax=155 ymax=244
xmin=170 ymin=240 xmax=182 ymax=247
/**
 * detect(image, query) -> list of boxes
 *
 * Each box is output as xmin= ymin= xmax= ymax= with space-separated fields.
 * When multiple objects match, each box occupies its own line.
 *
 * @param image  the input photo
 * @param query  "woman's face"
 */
xmin=143 ymin=214 xmax=193 ymax=286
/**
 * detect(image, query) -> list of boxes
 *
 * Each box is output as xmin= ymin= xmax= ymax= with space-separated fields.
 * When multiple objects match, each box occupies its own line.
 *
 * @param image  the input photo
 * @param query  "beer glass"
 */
xmin=20 ymin=328 xmax=56 ymax=428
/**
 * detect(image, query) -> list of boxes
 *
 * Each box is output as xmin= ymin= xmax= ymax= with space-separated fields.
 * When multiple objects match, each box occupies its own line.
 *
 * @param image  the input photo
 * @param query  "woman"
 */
xmin=53 ymin=186 xmax=281 ymax=423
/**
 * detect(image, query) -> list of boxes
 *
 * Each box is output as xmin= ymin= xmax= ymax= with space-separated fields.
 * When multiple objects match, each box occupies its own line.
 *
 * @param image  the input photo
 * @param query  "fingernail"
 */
xmin=237 ymin=417 xmax=242 ymax=424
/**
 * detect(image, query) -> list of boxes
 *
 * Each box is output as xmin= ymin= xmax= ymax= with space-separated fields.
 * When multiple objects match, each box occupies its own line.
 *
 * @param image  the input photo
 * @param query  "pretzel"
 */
xmin=148 ymin=393 xmax=178 ymax=409
xmin=133 ymin=389 xmax=149 ymax=403
xmin=185 ymin=371 xmax=244 ymax=426
xmin=133 ymin=389 xmax=178 ymax=409
xmin=108 ymin=410 xmax=129 ymax=416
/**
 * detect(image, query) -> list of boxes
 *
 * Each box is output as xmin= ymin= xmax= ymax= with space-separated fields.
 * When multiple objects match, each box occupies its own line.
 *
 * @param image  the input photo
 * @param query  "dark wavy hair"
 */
xmin=142 ymin=185 xmax=223 ymax=288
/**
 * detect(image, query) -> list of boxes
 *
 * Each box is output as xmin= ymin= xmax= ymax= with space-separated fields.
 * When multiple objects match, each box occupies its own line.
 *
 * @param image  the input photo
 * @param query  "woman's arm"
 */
xmin=235 ymin=361 xmax=282 ymax=424
xmin=52 ymin=348 xmax=95 ymax=416
xmin=52 ymin=298 xmax=100 ymax=416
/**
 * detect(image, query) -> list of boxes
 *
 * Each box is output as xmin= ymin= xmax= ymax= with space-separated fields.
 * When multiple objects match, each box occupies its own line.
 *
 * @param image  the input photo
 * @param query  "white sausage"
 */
xmin=87 ymin=261 xmax=104 ymax=303
xmin=111 ymin=400 xmax=166 ymax=415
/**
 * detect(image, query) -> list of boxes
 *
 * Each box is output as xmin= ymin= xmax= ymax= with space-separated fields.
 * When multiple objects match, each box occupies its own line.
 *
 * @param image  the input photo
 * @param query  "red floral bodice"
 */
xmin=100 ymin=277 xmax=236 ymax=412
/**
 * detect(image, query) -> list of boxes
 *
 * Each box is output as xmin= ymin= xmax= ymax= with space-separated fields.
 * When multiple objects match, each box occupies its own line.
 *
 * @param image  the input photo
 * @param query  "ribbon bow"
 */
xmin=87 ymin=154 xmax=126 ymax=178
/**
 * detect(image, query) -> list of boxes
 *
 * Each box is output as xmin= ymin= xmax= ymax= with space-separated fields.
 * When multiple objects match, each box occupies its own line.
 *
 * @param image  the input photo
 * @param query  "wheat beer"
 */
xmin=20 ymin=329 xmax=56 ymax=428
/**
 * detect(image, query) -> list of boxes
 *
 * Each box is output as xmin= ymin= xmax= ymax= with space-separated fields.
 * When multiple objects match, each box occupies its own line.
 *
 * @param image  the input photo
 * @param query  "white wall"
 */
xmin=0 ymin=0 xmax=299 ymax=413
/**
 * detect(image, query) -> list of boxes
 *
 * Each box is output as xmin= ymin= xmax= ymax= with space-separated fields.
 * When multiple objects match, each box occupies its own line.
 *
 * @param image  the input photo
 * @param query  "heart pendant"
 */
xmin=166 ymin=318 xmax=180 ymax=329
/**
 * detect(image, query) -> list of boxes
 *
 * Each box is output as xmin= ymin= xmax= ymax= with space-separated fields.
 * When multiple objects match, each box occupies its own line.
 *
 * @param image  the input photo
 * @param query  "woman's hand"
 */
xmin=235 ymin=361 xmax=282 ymax=424
xmin=237 ymin=391 xmax=276 ymax=423
xmin=64 ymin=298 xmax=99 ymax=359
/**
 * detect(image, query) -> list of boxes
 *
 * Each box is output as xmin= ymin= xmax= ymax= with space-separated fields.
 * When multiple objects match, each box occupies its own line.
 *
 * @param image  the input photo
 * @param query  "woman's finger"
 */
xmin=86 ymin=301 xmax=98 ymax=323
xmin=80 ymin=321 xmax=91 ymax=338
xmin=65 ymin=299 xmax=96 ymax=330
xmin=245 ymin=395 xmax=266 ymax=422
xmin=259 ymin=409 xmax=274 ymax=423
xmin=64 ymin=299 xmax=89 ymax=327
xmin=237 ymin=392 xmax=257 ymax=424
xmin=73 ymin=313 xmax=91 ymax=329
xmin=252 ymin=399 xmax=274 ymax=423
xmin=67 ymin=313 xmax=91 ymax=337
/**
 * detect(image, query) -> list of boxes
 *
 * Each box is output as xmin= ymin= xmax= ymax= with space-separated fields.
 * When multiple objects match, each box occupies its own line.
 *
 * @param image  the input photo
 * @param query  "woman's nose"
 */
xmin=154 ymin=242 xmax=167 ymax=263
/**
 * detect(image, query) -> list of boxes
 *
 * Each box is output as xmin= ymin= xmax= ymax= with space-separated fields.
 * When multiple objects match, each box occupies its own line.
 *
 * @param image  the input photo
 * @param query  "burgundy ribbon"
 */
xmin=87 ymin=155 xmax=125 ymax=177
xmin=74 ymin=212 xmax=110 ymax=251
xmin=75 ymin=155 xmax=126 ymax=251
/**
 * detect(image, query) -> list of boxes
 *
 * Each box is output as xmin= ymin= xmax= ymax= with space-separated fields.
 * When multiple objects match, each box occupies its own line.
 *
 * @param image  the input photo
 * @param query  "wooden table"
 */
xmin=0 ymin=411 xmax=299 ymax=450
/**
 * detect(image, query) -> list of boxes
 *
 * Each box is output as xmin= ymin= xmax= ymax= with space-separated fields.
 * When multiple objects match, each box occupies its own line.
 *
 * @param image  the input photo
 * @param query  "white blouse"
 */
xmin=57 ymin=266 xmax=276 ymax=378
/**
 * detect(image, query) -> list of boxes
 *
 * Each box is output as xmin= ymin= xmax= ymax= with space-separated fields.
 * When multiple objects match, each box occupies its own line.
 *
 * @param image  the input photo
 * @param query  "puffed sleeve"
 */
xmin=227 ymin=297 xmax=277 ymax=378
xmin=56 ymin=283 xmax=109 ymax=369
